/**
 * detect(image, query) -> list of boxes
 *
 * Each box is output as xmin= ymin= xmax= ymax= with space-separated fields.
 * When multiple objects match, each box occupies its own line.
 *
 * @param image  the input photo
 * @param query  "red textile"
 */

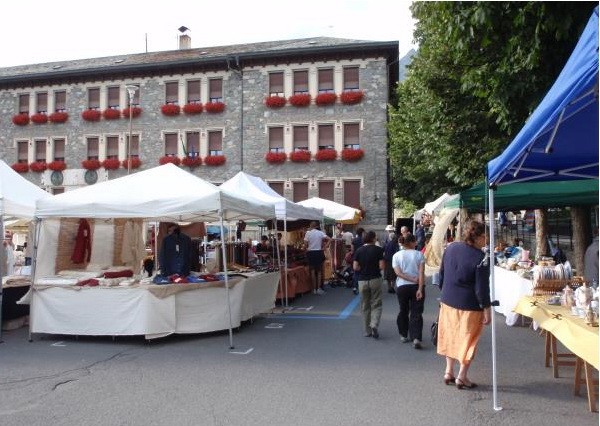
xmin=104 ymin=270 xmax=134 ymax=278
xmin=76 ymin=278 xmax=99 ymax=287
xmin=71 ymin=219 xmax=92 ymax=264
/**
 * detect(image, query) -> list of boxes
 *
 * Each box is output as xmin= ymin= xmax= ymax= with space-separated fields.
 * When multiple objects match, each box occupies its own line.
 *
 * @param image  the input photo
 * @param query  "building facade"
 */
xmin=0 ymin=36 xmax=398 ymax=228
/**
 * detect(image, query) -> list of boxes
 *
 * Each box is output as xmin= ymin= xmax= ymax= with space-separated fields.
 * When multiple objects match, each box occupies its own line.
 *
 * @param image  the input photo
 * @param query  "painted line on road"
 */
xmin=51 ymin=342 xmax=66 ymax=347
xmin=268 ymin=295 xmax=360 ymax=321
xmin=339 ymin=296 xmax=360 ymax=319
xmin=230 ymin=347 xmax=254 ymax=355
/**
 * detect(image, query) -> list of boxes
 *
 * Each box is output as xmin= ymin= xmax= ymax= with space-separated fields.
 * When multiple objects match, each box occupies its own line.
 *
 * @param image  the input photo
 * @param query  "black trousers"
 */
xmin=396 ymin=284 xmax=425 ymax=341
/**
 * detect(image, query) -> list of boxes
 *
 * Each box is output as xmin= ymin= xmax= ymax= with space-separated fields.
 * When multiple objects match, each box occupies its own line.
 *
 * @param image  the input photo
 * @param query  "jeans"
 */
xmin=359 ymin=277 xmax=383 ymax=334
xmin=396 ymin=284 xmax=425 ymax=341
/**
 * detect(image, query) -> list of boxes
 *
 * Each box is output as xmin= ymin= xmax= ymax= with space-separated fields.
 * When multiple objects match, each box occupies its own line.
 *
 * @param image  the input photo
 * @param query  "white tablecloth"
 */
xmin=492 ymin=266 xmax=533 ymax=326
xmin=23 ymin=272 xmax=280 ymax=339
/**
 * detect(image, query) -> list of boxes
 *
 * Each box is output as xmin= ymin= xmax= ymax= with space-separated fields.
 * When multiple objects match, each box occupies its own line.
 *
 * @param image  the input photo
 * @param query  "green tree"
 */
xmin=389 ymin=1 xmax=596 ymax=207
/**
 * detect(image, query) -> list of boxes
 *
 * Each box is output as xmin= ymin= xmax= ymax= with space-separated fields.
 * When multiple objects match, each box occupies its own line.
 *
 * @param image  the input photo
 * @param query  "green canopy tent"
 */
xmin=445 ymin=179 xmax=598 ymax=213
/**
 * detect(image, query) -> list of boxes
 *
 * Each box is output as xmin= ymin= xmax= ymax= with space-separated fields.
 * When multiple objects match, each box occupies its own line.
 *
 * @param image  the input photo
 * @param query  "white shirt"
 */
xmin=304 ymin=229 xmax=327 ymax=251
xmin=392 ymin=249 xmax=424 ymax=287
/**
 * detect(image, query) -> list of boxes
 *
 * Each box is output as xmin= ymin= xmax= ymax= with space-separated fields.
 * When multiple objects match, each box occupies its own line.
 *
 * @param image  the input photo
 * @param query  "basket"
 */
xmin=532 ymin=278 xmax=570 ymax=296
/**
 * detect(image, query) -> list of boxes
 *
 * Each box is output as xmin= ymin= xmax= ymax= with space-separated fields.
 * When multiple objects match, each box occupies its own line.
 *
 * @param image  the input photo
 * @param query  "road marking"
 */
xmin=230 ymin=347 xmax=254 ymax=355
xmin=51 ymin=342 xmax=66 ymax=347
xmin=265 ymin=323 xmax=285 ymax=329
xmin=339 ymin=296 xmax=360 ymax=319
xmin=268 ymin=296 xmax=360 ymax=320
xmin=291 ymin=306 xmax=313 ymax=312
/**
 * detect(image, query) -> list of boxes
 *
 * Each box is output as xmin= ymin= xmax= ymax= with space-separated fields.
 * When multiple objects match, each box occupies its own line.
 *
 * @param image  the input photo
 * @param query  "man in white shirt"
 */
xmin=304 ymin=221 xmax=331 ymax=295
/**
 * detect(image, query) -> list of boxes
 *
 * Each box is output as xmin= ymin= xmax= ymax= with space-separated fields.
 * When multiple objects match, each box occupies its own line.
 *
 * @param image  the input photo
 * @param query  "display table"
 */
xmin=277 ymin=265 xmax=311 ymax=300
xmin=2 ymin=277 xmax=31 ymax=322
xmin=21 ymin=272 xmax=280 ymax=339
xmin=493 ymin=266 xmax=533 ymax=326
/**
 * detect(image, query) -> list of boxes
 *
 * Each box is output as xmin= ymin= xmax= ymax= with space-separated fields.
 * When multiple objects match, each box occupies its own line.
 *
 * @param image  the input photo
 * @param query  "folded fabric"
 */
xmin=58 ymin=270 xmax=104 ymax=279
xmin=76 ymin=278 xmax=100 ymax=287
xmin=104 ymin=269 xmax=134 ymax=279
xmin=152 ymin=275 xmax=170 ymax=285
xmin=186 ymin=275 xmax=205 ymax=283
xmin=36 ymin=276 xmax=79 ymax=286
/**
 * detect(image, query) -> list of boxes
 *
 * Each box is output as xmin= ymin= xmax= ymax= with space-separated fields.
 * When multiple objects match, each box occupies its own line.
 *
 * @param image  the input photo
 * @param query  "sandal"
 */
xmin=455 ymin=378 xmax=478 ymax=389
xmin=443 ymin=373 xmax=455 ymax=385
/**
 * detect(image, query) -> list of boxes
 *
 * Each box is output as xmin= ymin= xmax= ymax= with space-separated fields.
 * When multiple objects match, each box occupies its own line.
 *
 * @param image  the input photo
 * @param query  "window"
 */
xmin=343 ymin=123 xmax=360 ymax=149
xmin=343 ymin=67 xmax=360 ymax=91
xmin=106 ymin=136 xmax=119 ymax=159
xmin=17 ymin=141 xmax=28 ymax=163
xmin=268 ymin=182 xmax=284 ymax=196
xmin=318 ymin=124 xmax=334 ymax=150
xmin=87 ymin=88 xmax=100 ymax=110
xmin=36 ymin=92 xmax=47 ymax=113
xmin=292 ymin=181 xmax=308 ymax=202
xmin=293 ymin=70 xmax=308 ymax=94
xmin=126 ymin=134 xmax=139 ymax=158
xmin=343 ymin=180 xmax=361 ymax=208
xmin=18 ymin=94 xmax=29 ymax=114
xmin=318 ymin=69 xmax=334 ymax=93
xmin=87 ymin=137 xmax=99 ymax=160
xmin=107 ymin=86 xmax=120 ymax=109
xmin=318 ymin=181 xmax=334 ymax=201
xmin=164 ymin=133 xmax=178 ymax=156
xmin=208 ymin=130 xmax=223 ymax=155
xmin=186 ymin=132 xmax=200 ymax=157
xmin=53 ymin=138 xmax=65 ymax=161
xmin=268 ymin=127 xmax=284 ymax=153
xmin=54 ymin=90 xmax=66 ymax=112
xmin=269 ymin=72 xmax=284 ymax=96
xmin=187 ymin=80 xmax=201 ymax=104
xmin=209 ymin=78 xmax=223 ymax=102
xmin=165 ymin=82 xmax=179 ymax=105
xmin=34 ymin=139 xmax=46 ymax=162
xmin=293 ymin=126 xmax=309 ymax=151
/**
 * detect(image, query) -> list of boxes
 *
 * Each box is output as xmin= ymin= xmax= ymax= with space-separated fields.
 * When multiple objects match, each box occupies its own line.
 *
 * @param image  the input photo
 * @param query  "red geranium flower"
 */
xmin=288 ymin=93 xmax=311 ymax=107
xmin=11 ymin=163 xmax=29 ymax=173
xmin=315 ymin=93 xmax=337 ymax=106
xmin=182 ymin=103 xmax=204 ymax=115
xmin=12 ymin=114 xmax=29 ymax=126
xmin=341 ymin=148 xmax=364 ymax=162
xmin=122 ymin=158 xmax=142 ymax=169
xmin=265 ymin=152 xmax=287 ymax=164
xmin=315 ymin=149 xmax=337 ymax=161
xmin=82 ymin=110 xmax=102 ymax=121
xmin=48 ymin=160 xmax=67 ymax=171
xmin=29 ymin=161 xmax=47 ymax=173
xmin=265 ymin=96 xmax=286 ymax=108
xmin=161 ymin=104 xmax=181 ymax=116
xmin=289 ymin=150 xmax=311 ymax=163
xmin=31 ymin=113 xmax=48 ymax=124
xmin=340 ymin=90 xmax=364 ymax=105
xmin=181 ymin=156 xmax=203 ymax=167
xmin=159 ymin=156 xmax=181 ymax=165
xmin=81 ymin=159 xmax=102 ymax=170
xmin=204 ymin=155 xmax=226 ymax=166
xmin=122 ymin=107 xmax=142 ymax=118
xmin=102 ymin=108 xmax=121 ymax=120
xmin=49 ymin=111 xmax=69 ymax=123
xmin=102 ymin=158 xmax=121 ymax=170
xmin=205 ymin=102 xmax=225 ymax=113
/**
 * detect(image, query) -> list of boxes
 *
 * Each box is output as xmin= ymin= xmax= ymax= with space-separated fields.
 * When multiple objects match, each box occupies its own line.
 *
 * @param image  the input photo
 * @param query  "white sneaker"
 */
xmin=312 ymin=289 xmax=318 ymax=295
xmin=413 ymin=339 xmax=422 ymax=349
xmin=316 ymin=288 xmax=326 ymax=295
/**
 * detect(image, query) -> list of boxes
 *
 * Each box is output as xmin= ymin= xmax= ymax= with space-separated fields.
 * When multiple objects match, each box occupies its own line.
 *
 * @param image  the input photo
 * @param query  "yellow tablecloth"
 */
xmin=514 ymin=296 xmax=599 ymax=369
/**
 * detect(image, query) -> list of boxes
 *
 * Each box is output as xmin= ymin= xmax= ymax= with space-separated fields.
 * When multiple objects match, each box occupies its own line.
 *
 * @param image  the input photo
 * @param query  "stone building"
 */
xmin=0 ymin=35 xmax=398 ymax=228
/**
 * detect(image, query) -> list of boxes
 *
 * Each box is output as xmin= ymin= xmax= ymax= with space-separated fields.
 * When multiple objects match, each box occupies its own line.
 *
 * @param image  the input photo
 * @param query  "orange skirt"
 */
xmin=437 ymin=302 xmax=484 ymax=364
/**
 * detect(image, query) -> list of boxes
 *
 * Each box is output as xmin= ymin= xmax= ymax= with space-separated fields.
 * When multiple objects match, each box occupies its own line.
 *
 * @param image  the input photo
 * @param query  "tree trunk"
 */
xmin=570 ymin=206 xmax=591 ymax=276
xmin=535 ymin=209 xmax=549 ymax=259
xmin=457 ymin=208 xmax=469 ymax=242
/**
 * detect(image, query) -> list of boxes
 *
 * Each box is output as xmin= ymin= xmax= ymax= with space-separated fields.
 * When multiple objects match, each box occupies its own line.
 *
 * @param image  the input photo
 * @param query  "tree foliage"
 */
xmin=389 ymin=1 xmax=596 ymax=207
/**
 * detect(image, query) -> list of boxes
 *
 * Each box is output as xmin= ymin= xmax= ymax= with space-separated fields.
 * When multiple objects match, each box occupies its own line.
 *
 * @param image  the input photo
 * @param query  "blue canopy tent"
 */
xmin=485 ymin=7 xmax=599 ymax=411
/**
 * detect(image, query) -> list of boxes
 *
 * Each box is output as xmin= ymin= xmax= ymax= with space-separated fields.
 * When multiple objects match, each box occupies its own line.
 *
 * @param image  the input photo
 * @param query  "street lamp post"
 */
xmin=125 ymin=85 xmax=138 ymax=174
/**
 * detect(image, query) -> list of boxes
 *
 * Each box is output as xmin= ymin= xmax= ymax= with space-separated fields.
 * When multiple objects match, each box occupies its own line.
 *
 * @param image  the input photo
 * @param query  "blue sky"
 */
xmin=0 ymin=0 xmax=417 ymax=67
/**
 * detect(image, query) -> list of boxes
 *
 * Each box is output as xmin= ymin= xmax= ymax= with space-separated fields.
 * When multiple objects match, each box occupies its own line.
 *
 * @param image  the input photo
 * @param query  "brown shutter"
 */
xmin=318 ymin=69 xmax=334 ymax=92
xmin=106 ymin=136 xmax=119 ymax=158
xmin=87 ymin=137 xmax=99 ymax=159
xmin=343 ymin=123 xmax=360 ymax=148
xmin=343 ymin=67 xmax=359 ymax=90
xmin=187 ymin=80 xmax=201 ymax=103
xmin=17 ymin=141 xmax=28 ymax=163
xmin=209 ymin=79 xmax=222 ymax=101
xmin=318 ymin=124 xmax=334 ymax=149
xmin=34 ymin=139 xmax=45 ymax=161
xmin=293 ymin=181 xmax=309 ymax=202
xmin=107 ymin=86 xmax=120 ymax=108
xmin=128 ymin=135 xmax=139 ymax=157
xmin=318 ymin=181 xmax=334 ymax=201
xmin=53 ymin=138 xmax=65 ymax=161
xmin=36 ymin=92 xmax=48 ymax=113
xmin=18 ymin=94 xmax=29 ymax=113
xmin=293 ymin=126 xmax=309 ymax=150
xmin=343 ymin=180 xmax=361 ymax=208
xmin=293 ymin=70 xmax=308 ymax=93
xmin=268 ymin=182 xmax=285 ymax=196
xmin=186 ymin=132 xmax=200 ymax=156
xmin=54 ymin=90 xmax=66 ymax=112
xmin=165 ymin=133 xmax=178 ymax=156
xmin=269 ymin=72 xmax=284 ymax=95
xmin=165 ymin=82 xmax=179 ymax=104
xmin=208 ymin=131 xmax=223 ymax=154
xmin=88 ymin=88 xmax=100 ymax=109
xmin=269 ymin=127 xmax=284 ymax=151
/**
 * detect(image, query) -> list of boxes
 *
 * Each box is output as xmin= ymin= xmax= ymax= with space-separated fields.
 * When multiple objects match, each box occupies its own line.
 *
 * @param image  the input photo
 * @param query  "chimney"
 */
xmin=178 ymin=26 xmax=191 ymax=50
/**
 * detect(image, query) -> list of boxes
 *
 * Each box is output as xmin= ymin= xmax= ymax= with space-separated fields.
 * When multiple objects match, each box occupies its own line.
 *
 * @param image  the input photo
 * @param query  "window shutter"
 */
xmin=344 ymin=123 xmax=360 ymax=148
xmin=293 ymin=70 xmax=308 ymax=93
xmin=54 ymin=91 xmax=66 ymax=111
xmin=269 ymin=72 xmax=284 ymax=94
xmin=127 ymin=135 xmax=139 ymax=157
xmin=36 ymin=92 xmax=48 ymax=113
xmin=293 ymin=181 xmax=309 ymax=202
xmin=268 ymin=182 xmax=284 ymax=196
xmin=318 ymin=181 xmax=334 ymax=201
xmin=318 ymin=69 xmax=334 ymax=92
xmin=17 ymin=141 xmax=28 ymax=162
xmin=293 ymin=126 xmax=309 ymax=150
xmin=106 ymin=136 xmax=119 ymax=158
xmin=107 ymin=86 xmax=120 ymax=108
xmin=318 ymin=124 xmax=334 ymax=149
xmin=165 ymin=82 xmax=178 ymax=104
xmin=53 ymin=138 xmax=65 ymax=161
xmin=209 ymin=79 xmax=222 ymax=101
xmin=165 ymin=133 xmax=178 ymax=156
xmin=208 ymin=131 xmax=223 ymax=152
xmin=87 ymin=137 xmax=99 ymax=159
xmin=187 ymin=80 xmax=201 ymax=103
xmin=18 ymin=94 xmax=29 ymax=113
xmin=343 ymin=67 xmax=359 ymax=90
xmin=269 ymin=127 xmax=284 ymax=151
xmin=186 ymin=132 xmax=200 ymax=155
xmin=343 ymin=180 xmax=361 ymax=208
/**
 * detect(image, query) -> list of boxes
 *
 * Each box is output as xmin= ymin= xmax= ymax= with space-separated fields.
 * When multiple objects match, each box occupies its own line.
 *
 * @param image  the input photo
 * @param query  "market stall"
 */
xmin=30 ymin=164 xmax=277 ymax=345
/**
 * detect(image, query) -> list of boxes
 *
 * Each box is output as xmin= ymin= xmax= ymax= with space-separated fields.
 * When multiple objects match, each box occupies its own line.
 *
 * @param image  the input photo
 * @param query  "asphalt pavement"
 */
xmin=0 ymin=271 xmax=597 ymax=426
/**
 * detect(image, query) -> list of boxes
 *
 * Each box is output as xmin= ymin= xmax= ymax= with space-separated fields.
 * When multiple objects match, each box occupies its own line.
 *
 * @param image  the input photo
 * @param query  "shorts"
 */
xmin=306 ymin=250 xmax=326 ymax=269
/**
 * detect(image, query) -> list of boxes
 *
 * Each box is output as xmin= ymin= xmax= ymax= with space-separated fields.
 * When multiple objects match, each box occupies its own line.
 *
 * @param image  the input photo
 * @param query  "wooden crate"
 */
xmin=533 ymin=278 xmax=570 ymax=296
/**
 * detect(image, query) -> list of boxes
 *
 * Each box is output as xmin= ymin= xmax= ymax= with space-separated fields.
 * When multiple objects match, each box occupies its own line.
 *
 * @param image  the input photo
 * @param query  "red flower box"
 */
xmin=48 ymin=160 xmax=67 ymax=172
xmin=341 ymin=148 xmax=365 ymax=162
xmin=159 ymin=156 xmax=181 ymax=166
xmin=288 ymin=93 xmax=311 ymax=107
xmin=161 ymin=104 xmax=180 ymax=116
xmin=81 ymin=109 xmax=102 ymax=121
xmin=182 ymin=103 xmax=204 ymax=115
xmin=29 ymin=161 xmax=47 ymax=173
xmin=265 ymin=152 xmax=287 ymax=164
xmin=122 ymin=107 xmax=142 ymax=118
xmin=204 ymin=155 xmax=226 ymax=166
xmin=49 ymin=111 xmax=69 ymax=123
xmin=205 ymin=102 xmax=225 ymax=113
xmin=265 ymin=96 xmax=286 ymax=108
xmin=315 ymin=93 xmax=337 ymax=106
xmin=181 ymin=156 xmax=203 ymax=167
xmin=31 ymin=113 xmax=48 ymax=124
xmin=289 ymin=150 xmax=312 ymax=163
xmin=340 ymin=90 xmax=364 ymax=105
xmin=103 ymin=108 xmax=121 ymax=120
xmin=12 ymin=114 xmax=29 ymax=126
xmin=11 ymin=163 xmax=29 ymax=173
xmin=82 ymin=159 xmax=102 ymax=170
xmin=102 ymin=158 xmax=121 ymax=170
xmin=122 ymin=158 xmax=142 ymax=169
xmin=315 ymin=149 xmax=337 ymax=162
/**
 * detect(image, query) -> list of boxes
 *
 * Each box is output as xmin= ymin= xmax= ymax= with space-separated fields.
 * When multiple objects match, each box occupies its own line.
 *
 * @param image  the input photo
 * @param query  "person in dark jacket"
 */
xmin=159 ymin=223 xmax=192 ymax=276
xmin=437 ymin=220 xmax=491 ymax=390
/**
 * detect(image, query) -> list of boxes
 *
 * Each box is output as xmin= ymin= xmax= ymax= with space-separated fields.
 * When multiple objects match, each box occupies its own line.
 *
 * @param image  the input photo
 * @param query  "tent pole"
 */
xmin=0 ymin=218 xmax=4 ymax=343
xmin=219 ymin=211 xmax=234 ymax=350
xmin=488 ymin=187 xmax=502 ymax=411
xmin=284 ymin=218 xmax=289 ymax=308
xmin=28 ymin=218 xmax=41 ymax=343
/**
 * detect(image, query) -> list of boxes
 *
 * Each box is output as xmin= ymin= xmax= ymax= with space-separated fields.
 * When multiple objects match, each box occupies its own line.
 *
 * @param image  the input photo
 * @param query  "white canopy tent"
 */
xmin=34 ymin=164 xmax=277 ymax=347
xmin=297 ymin=197 xmax=361 ymax=224
xmin=220 ymin=172 xmax=323 ymax=306
xmin=414 ymin=193 xmax=454 ymax=221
